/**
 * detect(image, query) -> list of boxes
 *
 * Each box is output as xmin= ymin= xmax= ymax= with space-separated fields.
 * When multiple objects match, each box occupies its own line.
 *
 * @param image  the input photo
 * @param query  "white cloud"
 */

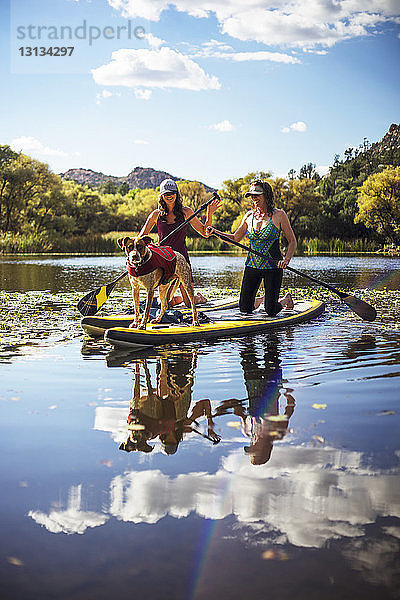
xmin=193 ymin=45 xmax=300 ymax=64
xmin=95 ymin=89 xmax=115 ymax=104
xmin=11 ymin=136 xmax=68 ymax=157
xmin=108 ymin=0 xmax=400 ymax=49
xmin=145 ymin=33 xmax=166 ymax=49
xmin=133 ymin=139 xmax=149 ymax=144
xmin=208 ymin=119 xmax=235 ymax=132
xmin=134 ymin=88 xmax=152 ymax=100
xmin=224 ymin=51 xmax=300 ymax=64
xmin=91 ymin=47 xmax=221 ymax=91
xmin=108 ymin=0 xmax=168 ymax=21
xmin=281 ymin=121 xmax=307 ymax=133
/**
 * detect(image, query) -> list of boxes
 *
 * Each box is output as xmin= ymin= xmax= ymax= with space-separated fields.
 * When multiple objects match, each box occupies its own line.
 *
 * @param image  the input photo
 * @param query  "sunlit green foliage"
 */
xmin=1 ymin=131 xmax=400 ymax=253
xmin=355 ymin=166 xmax=400 ymax=245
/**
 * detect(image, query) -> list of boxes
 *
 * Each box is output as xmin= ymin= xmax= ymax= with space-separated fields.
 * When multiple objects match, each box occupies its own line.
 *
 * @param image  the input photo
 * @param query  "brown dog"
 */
xmin=118 ymin=236 xmax=199 ymax=330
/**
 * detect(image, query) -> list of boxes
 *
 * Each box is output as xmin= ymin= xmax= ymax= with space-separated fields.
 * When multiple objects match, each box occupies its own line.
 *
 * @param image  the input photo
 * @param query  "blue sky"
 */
xmin=1 ymin=0 xmax=399 ymax=188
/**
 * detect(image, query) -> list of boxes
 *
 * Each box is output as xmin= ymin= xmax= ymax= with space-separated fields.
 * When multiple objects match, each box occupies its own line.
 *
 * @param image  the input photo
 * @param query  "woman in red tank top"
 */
xmin=138 ymin=179 xmax=221 ymax=306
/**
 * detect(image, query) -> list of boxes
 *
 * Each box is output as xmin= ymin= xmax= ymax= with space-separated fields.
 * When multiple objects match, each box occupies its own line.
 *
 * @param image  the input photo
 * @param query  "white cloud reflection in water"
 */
xmin=28 ymin=446 xmax=400 ymax=550
xmin=29 ymin=484 xmax=108 ymax=535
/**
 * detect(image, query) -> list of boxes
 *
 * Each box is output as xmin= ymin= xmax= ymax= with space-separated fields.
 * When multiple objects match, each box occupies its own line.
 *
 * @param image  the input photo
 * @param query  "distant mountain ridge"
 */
xmin=60 ymin=166 xmax=216 ymax=193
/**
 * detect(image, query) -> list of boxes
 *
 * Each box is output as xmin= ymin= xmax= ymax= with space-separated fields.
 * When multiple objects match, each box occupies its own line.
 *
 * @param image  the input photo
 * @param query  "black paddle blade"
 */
xmin=77 ymin=281 xmax=116 ymax=316
xmin=342 ymin=295 xmax=377 ymax=322
xmin=77 ymin=271 xmax=128 ymax=316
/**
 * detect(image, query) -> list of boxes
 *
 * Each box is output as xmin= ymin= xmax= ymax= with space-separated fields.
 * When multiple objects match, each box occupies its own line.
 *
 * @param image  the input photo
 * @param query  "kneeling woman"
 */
xmin=211 ymin=180 xmax=297 ymax=315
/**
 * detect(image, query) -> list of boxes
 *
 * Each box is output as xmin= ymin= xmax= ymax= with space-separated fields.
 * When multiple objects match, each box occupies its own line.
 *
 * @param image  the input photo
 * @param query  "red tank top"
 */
xmin=157 ymin=216 xmax=190 ymax=263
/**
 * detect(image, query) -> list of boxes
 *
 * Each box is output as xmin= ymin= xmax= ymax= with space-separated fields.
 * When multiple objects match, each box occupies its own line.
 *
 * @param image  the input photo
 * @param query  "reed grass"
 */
xmin=298 ymin=237 xmax=381 ymax=254
xmin=0 ymin=231 xmax=386 ymax=255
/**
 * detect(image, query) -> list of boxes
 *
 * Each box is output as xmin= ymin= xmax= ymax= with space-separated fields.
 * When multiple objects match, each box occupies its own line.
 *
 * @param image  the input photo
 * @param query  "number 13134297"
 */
xmin=18 ymin=47 xmax=74 ymax=56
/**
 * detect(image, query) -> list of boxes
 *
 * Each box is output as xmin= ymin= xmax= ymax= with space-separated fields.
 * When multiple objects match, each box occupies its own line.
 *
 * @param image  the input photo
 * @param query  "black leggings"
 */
xmin=239 ymin=266 xmax=283 ymax=316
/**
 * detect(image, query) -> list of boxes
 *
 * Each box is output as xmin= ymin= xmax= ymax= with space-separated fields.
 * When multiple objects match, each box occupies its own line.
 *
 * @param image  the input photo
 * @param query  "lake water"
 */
xmin=1 ymin=254 xmax=400 ymax=600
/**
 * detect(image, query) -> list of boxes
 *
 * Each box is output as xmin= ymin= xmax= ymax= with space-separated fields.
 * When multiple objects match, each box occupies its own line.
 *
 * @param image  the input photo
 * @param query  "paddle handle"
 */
xmin=111 ymin=271 xmax=129 ymax=285
xmin=161 ymin=192 xmax=220 ymax=245
xmin=213 ymin=231 xmax=347 ymax=299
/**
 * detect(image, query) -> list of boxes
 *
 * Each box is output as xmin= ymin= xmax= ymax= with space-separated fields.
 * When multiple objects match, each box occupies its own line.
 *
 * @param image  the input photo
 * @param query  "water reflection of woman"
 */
xmin=240 ymin=337 xmax=295 ymax=464
xmin=120 ymin=352 xmax=220 ymax=454
xmin=214 ymin=336 xmax=295 ymax=465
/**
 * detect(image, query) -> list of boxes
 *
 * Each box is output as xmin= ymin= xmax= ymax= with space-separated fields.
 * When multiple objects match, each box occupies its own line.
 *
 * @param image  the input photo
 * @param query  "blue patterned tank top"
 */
xmin=245 ymin=213 xmax=282 ymax=269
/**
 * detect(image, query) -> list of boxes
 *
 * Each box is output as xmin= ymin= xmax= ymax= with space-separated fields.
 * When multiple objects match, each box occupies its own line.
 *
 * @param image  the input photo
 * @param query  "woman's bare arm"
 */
xmin=209 ymin=212 xmax=250 ymax=243
xmin=138 ymin=209 xmax=159 ymax=237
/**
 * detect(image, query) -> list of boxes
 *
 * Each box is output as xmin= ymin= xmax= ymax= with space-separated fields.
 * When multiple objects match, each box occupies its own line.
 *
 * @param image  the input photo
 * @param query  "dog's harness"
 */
xmin=127 ymin=244 xmax=177 ymax=285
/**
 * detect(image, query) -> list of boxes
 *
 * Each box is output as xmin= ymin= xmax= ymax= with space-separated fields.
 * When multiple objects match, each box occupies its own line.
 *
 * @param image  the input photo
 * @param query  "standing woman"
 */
xmin=139 ymin=179 xmax=220 ymax=306
xmin=210 ymin=180 xmax=297 ymax=315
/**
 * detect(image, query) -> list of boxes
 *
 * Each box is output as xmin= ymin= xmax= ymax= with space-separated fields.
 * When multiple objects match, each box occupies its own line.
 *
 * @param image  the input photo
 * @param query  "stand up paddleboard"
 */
xmin=103 ymin=300 xmax=325 ymax=351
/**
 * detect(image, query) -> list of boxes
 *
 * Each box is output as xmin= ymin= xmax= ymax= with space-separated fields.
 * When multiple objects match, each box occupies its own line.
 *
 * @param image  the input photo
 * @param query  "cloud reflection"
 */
xmin=28 ymin=484 xmax=108 ymax=535
xmin=28 ymin=445 xmax=400 ymax=551
xmin=108 ymin=445 xmax=400 ymax=549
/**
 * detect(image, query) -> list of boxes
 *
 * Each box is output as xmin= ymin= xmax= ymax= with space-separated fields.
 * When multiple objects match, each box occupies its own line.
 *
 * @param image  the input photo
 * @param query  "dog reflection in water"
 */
xmin=120 ymin=353 xmax=220 ymax=454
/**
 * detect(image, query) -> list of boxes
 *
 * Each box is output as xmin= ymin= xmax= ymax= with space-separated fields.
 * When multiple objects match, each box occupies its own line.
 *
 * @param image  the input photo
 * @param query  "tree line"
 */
xmin=1 ymin=137 xmax=399 ymax=251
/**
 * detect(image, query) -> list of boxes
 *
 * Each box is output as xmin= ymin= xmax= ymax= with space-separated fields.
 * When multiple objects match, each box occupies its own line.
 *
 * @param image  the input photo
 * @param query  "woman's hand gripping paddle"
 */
xmin=77 ymin=192 xmax=220 ymax=316
xmin=212 ymin=231 xmax=377 ymax=322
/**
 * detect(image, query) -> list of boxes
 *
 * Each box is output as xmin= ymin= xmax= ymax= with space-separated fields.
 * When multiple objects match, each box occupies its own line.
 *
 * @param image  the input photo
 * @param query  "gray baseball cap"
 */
xmin=245 ymin=181 xmax=265 ymax=197
xmin=159 ymin=179 xmax=178 ymax=195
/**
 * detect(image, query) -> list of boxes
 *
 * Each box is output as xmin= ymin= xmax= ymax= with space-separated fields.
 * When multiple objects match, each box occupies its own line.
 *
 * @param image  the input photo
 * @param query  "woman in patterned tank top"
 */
xmin=209 ymin=180 xmax=297 ymax=316
xmin=139 ymin=179 xmax=221 ymax=306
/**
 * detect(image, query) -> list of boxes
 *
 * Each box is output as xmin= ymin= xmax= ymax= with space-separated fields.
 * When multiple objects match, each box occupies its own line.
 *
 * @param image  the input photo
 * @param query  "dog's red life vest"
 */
xmin=127 ymin=245 xmax=177 ymax=285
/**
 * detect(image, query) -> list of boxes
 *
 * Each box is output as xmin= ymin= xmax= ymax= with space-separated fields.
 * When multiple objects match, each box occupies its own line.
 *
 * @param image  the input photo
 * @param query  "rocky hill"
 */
xmin=60 ymin=166 xmax=216 ymax=193
xmin=369 ymin=123 xmax=400 ymax=163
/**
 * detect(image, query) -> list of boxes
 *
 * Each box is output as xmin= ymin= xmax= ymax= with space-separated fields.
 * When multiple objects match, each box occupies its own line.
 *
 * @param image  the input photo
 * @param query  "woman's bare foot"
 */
xmin=194 ymin=292 xmax=208 ymax=304
xmin=254 ymin=295 xmax=264 ymax=309
xmin=168 ymin=295 xmax=184 ymax=307
xmin=280 ymin=292 xmax=294 ymax=310
xmin=169 ymin=292 xmax=208 ymax=307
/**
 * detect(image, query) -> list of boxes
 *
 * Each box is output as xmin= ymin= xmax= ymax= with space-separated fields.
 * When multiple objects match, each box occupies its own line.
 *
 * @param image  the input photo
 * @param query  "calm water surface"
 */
xmin=1 ymin=254 xmax=399 ymax=600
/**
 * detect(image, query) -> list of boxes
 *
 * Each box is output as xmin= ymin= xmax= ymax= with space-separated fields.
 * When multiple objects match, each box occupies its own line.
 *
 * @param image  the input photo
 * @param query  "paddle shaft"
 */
xmin=190 ymin=427 xmax=220 ymax=444
xmin=213 ymin=231 xmax=348 ymax=299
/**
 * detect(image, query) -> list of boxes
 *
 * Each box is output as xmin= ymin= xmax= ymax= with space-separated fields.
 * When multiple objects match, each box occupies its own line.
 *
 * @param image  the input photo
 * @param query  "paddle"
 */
xmin=212 ymin=231 xmax=377 ymax=322
xmin=77 ymin=192 xmax=220 ymax=316
xmin=189 ymin=426 xmax=221 ymax=444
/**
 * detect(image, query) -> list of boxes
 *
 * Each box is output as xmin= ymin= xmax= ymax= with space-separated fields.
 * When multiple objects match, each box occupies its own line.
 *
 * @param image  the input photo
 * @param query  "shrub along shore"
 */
xmin=1 ymin=231 xmax=397 ymax=255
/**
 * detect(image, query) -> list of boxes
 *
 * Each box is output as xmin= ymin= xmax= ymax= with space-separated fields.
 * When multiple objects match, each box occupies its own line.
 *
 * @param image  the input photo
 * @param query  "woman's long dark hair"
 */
xmin=253 ymin=180 xmax=275 ymax=215
xmin=158 ymin=191 xmax=185 ymax=222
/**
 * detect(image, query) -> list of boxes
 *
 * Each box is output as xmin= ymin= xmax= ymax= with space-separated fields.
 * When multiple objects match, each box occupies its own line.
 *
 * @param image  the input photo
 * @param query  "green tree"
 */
xmin=0 ymin=154 xmax=61 ymax=233
xmin=214 ymin=171 xmax=272 ymax=232
xmin=99 ymin=180 xmax=118 ymax=195
xmin=282 ymin=178 xmax=321 ymax=228
xmin=119 ymin=181 xmax=130 ymax=196
xmin=299 ymin=162 xmax=320 ymax=181
xmin=177 ymin=180 xmax=208 ymax=211
xmin=61 ymin=180 xmax=111 ymax=235
xmin=355 ymin=166 xmax=400 ymax=245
